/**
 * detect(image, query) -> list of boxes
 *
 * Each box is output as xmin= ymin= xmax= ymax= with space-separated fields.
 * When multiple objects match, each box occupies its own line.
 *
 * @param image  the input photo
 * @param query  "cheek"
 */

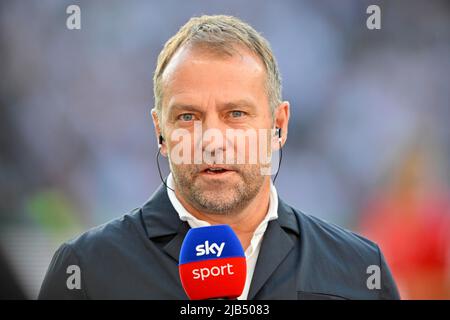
xmin=231 ymin=130 xmax=272 ymax=163
xmin=166 ymin=130 xmax=198 ymax=164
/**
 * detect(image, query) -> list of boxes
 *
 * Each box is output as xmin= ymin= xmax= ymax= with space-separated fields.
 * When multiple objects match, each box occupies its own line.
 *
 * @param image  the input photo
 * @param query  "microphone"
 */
xmin=179 ymin=225 xmax=247 ymax=300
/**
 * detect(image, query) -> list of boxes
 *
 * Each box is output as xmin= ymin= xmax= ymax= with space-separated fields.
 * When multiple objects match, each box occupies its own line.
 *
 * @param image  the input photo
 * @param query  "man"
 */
xmin=39 ymin=15 xmax=400 ymax=299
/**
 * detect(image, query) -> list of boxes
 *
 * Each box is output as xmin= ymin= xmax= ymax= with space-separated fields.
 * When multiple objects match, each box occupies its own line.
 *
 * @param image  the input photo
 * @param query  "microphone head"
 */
xmin=179 ymin=225 xmax=246 ymax=300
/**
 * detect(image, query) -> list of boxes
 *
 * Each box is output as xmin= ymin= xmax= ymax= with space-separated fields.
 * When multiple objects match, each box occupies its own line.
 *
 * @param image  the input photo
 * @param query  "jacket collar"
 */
xmin=141 ymin=184 xmax=185 ymax=239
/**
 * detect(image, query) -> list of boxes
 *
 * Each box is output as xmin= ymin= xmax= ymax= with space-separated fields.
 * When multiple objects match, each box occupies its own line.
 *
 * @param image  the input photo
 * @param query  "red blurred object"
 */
xmin=360 ymin=148 xmax=450 ymax=299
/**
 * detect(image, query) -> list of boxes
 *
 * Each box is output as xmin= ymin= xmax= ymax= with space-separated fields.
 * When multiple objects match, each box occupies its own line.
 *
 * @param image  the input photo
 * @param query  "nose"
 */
xmin=200 ymin=113 xmax=228 ymax=164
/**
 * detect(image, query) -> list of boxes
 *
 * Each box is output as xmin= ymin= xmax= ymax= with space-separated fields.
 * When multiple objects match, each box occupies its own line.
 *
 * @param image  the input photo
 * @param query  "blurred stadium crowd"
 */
xmin=0 ymin=0 xmax=449 ymax=299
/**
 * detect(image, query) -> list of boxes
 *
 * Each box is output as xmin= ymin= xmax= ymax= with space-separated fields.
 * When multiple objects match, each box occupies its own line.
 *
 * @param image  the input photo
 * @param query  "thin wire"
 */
xmin=272 ymin=139 xmax=283 ymax=184
xmin=156 ymin=147 xmax=175 ymax=192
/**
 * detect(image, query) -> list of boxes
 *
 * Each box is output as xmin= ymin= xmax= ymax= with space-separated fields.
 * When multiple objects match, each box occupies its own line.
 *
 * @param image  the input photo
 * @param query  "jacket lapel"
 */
xmin=247 ymin=197 xmax=300 ymax=299
xmin=141 ymin=184 xmax=189 ymax=262
xmin=162 ymin=223 xmax=190 ymax=262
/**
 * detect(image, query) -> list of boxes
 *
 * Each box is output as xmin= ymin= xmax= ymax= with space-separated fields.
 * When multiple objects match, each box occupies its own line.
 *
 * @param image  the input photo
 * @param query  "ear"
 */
xmin=151 ymin=108 xmax=167 ymax=157
xmin=272 ymin=101 xmax=290 ymax=150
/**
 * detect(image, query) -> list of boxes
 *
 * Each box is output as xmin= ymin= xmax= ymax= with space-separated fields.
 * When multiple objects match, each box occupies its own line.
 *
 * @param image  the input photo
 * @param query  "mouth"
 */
xmin=200 ymin=165 xmax=236 ymax=176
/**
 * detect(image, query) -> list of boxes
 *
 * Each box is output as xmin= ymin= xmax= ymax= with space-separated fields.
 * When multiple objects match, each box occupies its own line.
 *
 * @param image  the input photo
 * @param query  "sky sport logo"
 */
xmin=193 ymin=241 xmax=231 ymax=281
xmin=196 ymin=241 xmax=225 ymax=257
xmin=179 ymin=225 xmax=247 ymax=300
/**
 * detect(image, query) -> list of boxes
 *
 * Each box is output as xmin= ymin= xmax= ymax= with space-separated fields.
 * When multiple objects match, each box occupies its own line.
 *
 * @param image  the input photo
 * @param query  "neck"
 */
xmin=175 ymin=177 xmax=271 ymax=250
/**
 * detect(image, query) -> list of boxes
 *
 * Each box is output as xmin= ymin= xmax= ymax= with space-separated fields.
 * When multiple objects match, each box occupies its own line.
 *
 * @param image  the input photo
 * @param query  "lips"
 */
xmin=200 ymin=165 xmax=235 ymax=175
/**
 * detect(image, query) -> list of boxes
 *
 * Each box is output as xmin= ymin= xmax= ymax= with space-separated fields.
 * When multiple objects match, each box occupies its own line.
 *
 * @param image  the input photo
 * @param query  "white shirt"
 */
xmin=166 ymin=173 xmax=278 ymax=300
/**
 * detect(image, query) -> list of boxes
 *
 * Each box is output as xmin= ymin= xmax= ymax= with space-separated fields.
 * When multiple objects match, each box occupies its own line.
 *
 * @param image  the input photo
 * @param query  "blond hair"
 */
xmin=153 ymin=15 xmax=282 ymax=117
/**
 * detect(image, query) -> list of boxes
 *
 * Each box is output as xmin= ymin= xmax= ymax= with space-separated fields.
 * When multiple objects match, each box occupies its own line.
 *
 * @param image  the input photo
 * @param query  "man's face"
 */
xmin=157 ymin=44 xmax=275 ymax=215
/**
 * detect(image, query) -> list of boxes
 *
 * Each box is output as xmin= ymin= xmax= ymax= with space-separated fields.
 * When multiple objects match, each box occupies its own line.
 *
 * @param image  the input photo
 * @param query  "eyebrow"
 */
xmin=222 ymin=99 xmax=257 ymax=111
xmin=168 ymin=99 xmax=257 ymax=114
xmin=168 ymin=104 xmax=201 ymax=114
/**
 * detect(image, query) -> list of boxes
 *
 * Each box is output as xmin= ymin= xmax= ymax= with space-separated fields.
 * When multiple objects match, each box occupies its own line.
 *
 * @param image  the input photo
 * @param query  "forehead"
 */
xmin=161 ymin=43 xmax=267 ymax=110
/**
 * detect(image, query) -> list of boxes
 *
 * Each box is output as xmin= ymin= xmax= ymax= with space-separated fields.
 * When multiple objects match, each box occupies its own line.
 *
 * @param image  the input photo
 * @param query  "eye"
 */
xmin=230 ymin=110 xmax=245 ymax=118
xmin=178 ymin=113 xmax=195 ymax=121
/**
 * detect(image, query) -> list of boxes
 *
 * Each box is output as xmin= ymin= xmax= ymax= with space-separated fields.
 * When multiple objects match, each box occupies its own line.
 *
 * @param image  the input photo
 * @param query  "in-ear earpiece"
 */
xmin=156 ymin=136 xmax=175 ymax=192
xmin=277 ymin=127 xmax=282 ymax=142
xmin=272 ymin=127 xmax=283 ymax=183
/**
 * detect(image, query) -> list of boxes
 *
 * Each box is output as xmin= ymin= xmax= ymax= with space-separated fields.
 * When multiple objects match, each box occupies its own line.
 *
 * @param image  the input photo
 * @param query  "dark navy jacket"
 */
xmin=38 ymin=184 xmax=400 ymax=300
